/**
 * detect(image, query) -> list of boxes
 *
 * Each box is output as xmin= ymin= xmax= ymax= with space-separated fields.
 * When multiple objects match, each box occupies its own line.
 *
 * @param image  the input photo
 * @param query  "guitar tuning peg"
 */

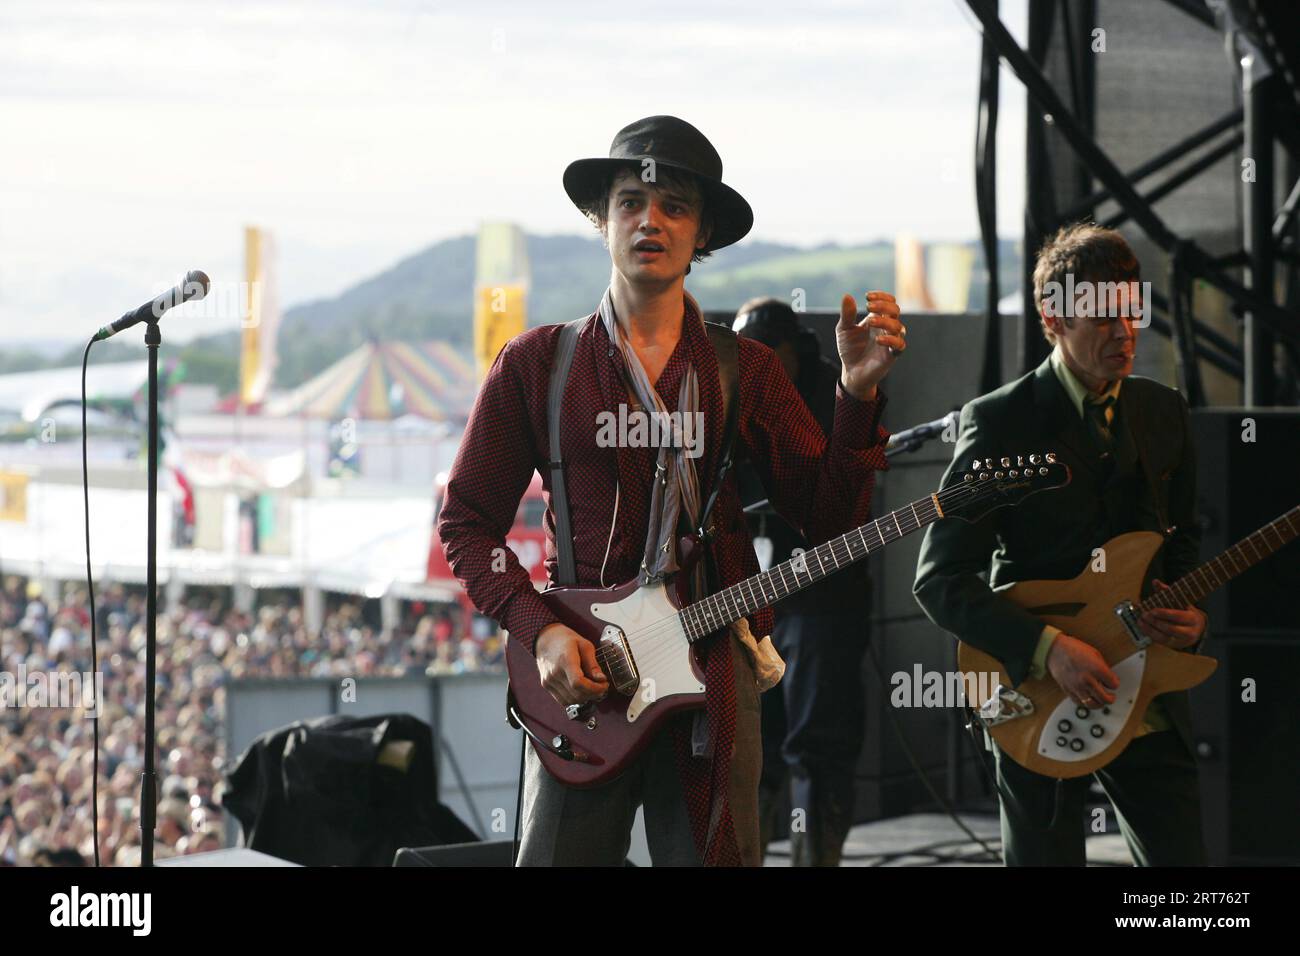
xmin=983 ymin=458 xmax=994 ymax=470
xmin=1029 ymin=454 xmax=1041 ymax=465
xmin=971 ymin=459 xmax=983 ymax=470
xmin=1045 ymin=452 xmax=1057 ymax=463
xmin=1016 ymin=455 xmax=1025 ymax=467
xmin=1000 ymin=457 xmax=1012 ymax=468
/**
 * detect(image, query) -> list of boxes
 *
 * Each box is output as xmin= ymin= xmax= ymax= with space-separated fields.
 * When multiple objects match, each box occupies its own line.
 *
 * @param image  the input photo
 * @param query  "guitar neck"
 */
xmin=1139 ymin=505 xmax=1300 ymax=612
xmin=680 ymin=492 xmax=942 ymax=643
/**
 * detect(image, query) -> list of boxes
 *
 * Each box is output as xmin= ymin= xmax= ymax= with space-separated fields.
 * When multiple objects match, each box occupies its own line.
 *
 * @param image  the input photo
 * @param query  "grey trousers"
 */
xmin=516 ymin=630 xmax=763 ymax=866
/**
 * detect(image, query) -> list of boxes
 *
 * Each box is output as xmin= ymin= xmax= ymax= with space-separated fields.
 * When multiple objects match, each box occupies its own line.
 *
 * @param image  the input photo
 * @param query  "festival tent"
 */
xmin=263 ymin=341 xmax=476 ymax=422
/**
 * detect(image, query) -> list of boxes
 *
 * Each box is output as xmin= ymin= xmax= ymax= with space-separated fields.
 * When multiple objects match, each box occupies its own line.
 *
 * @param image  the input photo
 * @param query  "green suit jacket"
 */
xmin=913 ymin=357 xmax=1202 ymax=751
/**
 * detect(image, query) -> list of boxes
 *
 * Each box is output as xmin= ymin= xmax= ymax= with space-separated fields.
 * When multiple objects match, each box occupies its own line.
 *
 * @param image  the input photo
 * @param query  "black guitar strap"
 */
xmin=547 ymin=317 xmax=741 ymax=589
xmin=547 ymin=319 xmax=585 ymax=586
xmin=699 ymin=322 xmax=741 ymax=544
xmin=1123 ymin=393 xmax=1173 ymax=536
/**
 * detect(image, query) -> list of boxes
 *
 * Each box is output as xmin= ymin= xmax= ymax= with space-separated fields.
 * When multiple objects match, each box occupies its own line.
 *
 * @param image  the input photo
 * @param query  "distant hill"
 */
xmin=3 ymin=234 xmax=1020 ymax=393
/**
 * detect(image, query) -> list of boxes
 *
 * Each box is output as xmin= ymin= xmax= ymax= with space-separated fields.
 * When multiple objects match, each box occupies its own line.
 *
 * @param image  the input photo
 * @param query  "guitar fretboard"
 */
xmin=1141 ymin=505 xmax=1300 ymax=612
xmin=679 ymin=494 xmax=941 ymax=642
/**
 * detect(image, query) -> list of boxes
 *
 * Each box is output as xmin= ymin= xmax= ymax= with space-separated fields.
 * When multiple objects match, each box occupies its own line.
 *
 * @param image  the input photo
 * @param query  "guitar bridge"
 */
xmin=975 ymin=684 xmax=1035 ymax=727
xmin=1114 ymin=600 xmax=1151 ymax=649
xmin=599 ymin=625 xmax=640 ymax=695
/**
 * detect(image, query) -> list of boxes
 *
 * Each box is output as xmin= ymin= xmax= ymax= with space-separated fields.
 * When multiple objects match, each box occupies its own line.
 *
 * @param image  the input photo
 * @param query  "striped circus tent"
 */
xmin=265 ymin=340 xmax=476 ymax=422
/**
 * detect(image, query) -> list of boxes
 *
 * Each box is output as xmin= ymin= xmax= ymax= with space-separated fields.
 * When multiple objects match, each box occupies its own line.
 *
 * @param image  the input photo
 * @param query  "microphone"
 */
xmin=886 ymin=410 xmax=958 ymax=454
xmin=93 ymin=271 xmax=210 ymax=342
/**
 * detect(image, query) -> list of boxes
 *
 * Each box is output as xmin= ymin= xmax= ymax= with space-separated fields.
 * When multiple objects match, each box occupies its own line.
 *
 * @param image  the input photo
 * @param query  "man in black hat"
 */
xmin=438 ymin=115 xmax=907 ymax=865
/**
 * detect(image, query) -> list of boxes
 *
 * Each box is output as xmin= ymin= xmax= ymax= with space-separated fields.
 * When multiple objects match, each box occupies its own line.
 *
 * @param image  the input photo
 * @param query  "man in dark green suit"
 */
xmin=913 ymin=224 xmax=1208 ymax=866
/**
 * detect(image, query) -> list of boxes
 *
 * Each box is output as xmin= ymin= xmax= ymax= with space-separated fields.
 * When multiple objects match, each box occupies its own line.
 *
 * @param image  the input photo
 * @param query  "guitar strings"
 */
xmin=597 ymin=478 xmax=1003 ymax=678
xmin=611 ymin=479 xmax=987 ymax=673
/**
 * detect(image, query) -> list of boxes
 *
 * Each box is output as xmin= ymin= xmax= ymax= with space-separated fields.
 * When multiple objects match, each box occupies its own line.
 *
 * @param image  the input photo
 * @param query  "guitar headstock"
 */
xmin=938 ymin=452 xmax=1071 ymax=523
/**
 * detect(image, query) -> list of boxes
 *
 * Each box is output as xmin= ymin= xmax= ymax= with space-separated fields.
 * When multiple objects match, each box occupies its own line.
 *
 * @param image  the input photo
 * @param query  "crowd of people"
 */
xmin=0 ymin=575 xmax=498 ymax=867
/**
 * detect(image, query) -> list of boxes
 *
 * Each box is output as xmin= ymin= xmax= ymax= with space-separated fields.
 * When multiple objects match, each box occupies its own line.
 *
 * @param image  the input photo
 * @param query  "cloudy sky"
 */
xmin=0 ymin=0 xmax=1027 ymax=344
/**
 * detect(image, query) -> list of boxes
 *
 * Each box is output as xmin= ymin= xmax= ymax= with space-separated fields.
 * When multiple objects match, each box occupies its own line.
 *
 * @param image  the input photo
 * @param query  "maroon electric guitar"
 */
xmin=506 ymin=453 xmax=1071 ymax=787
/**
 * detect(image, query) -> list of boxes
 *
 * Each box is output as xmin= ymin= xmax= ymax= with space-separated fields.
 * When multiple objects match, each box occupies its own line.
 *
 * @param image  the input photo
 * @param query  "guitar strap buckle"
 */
xmin=697 ymin=514 xmax=719 ymax=543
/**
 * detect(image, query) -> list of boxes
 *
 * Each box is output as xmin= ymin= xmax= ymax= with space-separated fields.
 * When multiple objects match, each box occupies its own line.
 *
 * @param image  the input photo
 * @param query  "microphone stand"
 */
xmin=139 ymin=317 xmax=161 ymax=866
xmin=89 ymin=271 xmax=207 ymax=866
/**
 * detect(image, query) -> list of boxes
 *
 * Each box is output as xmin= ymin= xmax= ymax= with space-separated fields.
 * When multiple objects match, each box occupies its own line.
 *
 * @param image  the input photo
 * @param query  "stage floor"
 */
xmin=762 ymin=812 xmax=1137 ymax=867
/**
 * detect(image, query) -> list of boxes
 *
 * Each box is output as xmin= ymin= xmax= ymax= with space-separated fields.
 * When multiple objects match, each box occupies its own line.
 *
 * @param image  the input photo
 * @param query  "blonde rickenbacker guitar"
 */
xmin=959 ymin=503 xmax=1300 ymax=779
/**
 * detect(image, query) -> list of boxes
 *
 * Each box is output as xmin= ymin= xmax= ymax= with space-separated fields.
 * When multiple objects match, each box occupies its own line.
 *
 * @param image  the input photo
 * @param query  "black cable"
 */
xmin=80 ymin=338 xmax=101 ymax=867
xmin=511 ymin=729 xmax=525 ymax=867
xmin=867 ymin=835 xmax=1004 ymax=866
xmin=862 ymin=631 xmax=1004 ymax=863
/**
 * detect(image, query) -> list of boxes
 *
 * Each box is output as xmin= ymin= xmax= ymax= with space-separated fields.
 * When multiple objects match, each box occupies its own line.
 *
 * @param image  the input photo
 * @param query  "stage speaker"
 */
xmin=1188 ymin=408 xmax=1300 ymax=865
xmin=1190 ymin=408 xmax=1299 ymax=629
xmin=1191 ymin=634 xmax=1300 ymax=865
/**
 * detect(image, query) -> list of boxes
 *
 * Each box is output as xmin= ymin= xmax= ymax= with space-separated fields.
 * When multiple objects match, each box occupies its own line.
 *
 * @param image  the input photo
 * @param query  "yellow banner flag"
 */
xmin=474 ymin=284 xmax=526 ymax=378
xmin=926 ymin=243 xmax=977 ymax=313
xmin=0 ymin=471 xmax=28 ymax=523
xmin=893 ymin=234 xmax=937 ymax=313
xmin=473 ymin=223 xmax=530 ymax=380
xmin=241 ymin=226 xmax=281 ymax=406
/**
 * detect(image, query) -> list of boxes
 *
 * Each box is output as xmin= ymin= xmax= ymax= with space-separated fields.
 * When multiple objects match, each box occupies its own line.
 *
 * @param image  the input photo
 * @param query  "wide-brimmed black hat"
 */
xmin=563 ymin=115 xmax=753 ymax=252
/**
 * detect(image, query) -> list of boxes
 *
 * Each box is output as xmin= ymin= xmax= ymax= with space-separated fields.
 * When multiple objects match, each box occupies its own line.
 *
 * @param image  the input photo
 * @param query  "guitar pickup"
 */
xmin=599 ymin=626 xmax=640 ymax=696
xmin=976 ymin=685 xmax=1035 ymax=727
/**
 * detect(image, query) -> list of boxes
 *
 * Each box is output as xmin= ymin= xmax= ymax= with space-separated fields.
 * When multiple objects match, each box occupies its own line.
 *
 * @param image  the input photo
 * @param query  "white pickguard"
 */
xmin=1036 ymin=651 xmax=1146 ymax=762
xmin=590 ymin=584 xmax=704 ymax=724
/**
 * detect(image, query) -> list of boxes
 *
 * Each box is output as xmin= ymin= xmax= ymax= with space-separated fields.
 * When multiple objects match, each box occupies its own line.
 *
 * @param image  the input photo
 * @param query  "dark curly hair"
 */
xmin=580 ymin=164 xmax=716 ymax=266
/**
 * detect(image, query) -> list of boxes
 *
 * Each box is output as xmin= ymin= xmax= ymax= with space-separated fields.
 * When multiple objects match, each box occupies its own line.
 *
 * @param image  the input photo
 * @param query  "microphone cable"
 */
xmin=80 ymin=337 xmax=102 ymax=867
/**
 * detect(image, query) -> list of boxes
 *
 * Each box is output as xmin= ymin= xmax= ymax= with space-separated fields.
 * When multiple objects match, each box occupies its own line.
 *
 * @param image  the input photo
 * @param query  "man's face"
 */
xmin=604 ymin=168 xmax=710 ymax=284
xmin=1045 ymin=277 xmax=1141 ymax=387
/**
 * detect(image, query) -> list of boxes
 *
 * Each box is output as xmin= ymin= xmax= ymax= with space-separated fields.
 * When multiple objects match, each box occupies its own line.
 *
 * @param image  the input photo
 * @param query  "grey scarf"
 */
xmin=598 ymin=288 xmax=704 ymax=589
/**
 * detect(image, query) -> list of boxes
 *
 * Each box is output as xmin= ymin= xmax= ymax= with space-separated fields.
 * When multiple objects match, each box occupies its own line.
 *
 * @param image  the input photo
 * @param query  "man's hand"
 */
xmin=1046 ymin=632 xmax=1120 ymax=708
xmin=836 ymin=290 xmax=906 ymax=401
xmin=535 ymin=622 xmax=609 ymax=706
xmin=1139 ymin=578 xmax=1206 ymax=650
